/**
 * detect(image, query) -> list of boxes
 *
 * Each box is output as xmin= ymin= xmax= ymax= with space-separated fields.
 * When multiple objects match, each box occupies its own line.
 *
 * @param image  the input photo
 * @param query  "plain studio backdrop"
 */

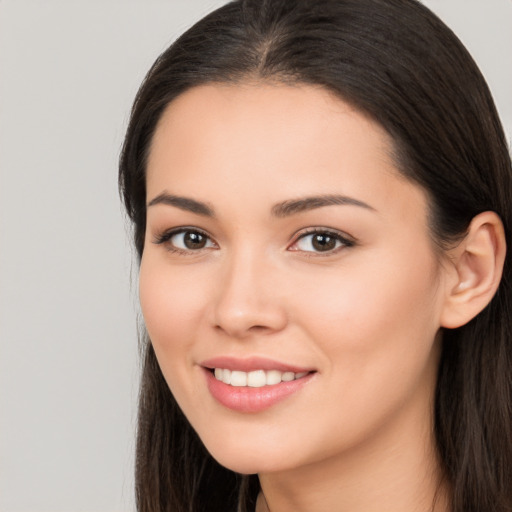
xmin=0 ymin=1 xmax=510 ymax=511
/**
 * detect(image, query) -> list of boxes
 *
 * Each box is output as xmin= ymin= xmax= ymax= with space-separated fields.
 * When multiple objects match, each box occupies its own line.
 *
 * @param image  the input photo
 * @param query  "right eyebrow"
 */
xmin=271 ymin=194 xmax=376 ymax=217
xmin=147 ymin=192 xmax=215 ymax=217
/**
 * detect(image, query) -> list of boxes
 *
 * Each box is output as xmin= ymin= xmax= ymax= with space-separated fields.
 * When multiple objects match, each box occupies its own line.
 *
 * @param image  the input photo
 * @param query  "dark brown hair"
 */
xmin=119 ymin=1 xmax=512 ymax=510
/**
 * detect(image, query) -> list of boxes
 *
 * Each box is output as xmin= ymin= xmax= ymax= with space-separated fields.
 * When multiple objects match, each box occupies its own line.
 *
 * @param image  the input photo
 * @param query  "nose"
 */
xmin=211 ymin=250 xmax=288 ymax=339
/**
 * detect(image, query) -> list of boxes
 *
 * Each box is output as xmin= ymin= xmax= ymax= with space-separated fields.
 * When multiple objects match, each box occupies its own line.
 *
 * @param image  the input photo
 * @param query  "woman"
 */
xmin=119 ymin=0 xmax=512 ymax=511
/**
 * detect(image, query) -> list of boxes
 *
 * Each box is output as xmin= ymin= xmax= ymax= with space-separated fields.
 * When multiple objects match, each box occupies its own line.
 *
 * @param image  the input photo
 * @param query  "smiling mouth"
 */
xmin=204 ymin=365 xmax=316 ymax=412
xmin=211 ymin=368 xmax=311 ymax=388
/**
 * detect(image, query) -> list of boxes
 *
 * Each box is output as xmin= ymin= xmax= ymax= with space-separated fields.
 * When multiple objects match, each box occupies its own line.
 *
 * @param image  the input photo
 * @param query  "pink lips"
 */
xmin=200 ymin=356 xmax=315 ymax=413
xmin=201 ymin=356 xmax=313 ymax=373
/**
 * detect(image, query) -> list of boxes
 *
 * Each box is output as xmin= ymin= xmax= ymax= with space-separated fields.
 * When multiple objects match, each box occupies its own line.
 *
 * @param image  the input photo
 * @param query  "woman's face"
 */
xmin=140 ymin=83 xmax=449 ymax=474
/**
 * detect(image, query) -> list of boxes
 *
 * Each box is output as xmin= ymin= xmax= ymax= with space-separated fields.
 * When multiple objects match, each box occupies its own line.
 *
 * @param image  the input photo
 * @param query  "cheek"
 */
xmin=292 ymin=246 xmax=442 ymax=384
xmin=277 ymin=252 xmax=443 ymax=457
xmin=138 ymin=253 xmax=220 ymax=422
xmin=138 ymin=254 xmax=208 ymax=368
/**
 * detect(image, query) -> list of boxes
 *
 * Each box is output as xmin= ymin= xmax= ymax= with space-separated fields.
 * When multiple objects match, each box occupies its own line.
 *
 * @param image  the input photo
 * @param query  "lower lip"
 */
xmin=204 ymin=369 xmax=314 ymax=413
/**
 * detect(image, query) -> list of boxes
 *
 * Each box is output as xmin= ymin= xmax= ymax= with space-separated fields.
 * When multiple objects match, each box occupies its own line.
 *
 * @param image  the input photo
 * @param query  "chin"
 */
xmin=212 ymin=452 xmax=287 ymax=475
xmin=202 ymin=436 xmax=298 ymax=475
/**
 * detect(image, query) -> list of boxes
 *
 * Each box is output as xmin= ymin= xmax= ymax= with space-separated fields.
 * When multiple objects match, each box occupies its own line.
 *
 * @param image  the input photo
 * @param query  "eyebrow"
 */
xmin=147 ymin=192 xmax=375 ymax=218
xmin=271 ymin=194 xmax=375 ymax=217
xmin=147 ymin=192 xmax=215 ymax=217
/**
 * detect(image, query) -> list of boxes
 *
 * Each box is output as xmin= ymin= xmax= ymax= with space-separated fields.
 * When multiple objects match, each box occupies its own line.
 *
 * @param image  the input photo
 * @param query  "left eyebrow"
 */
xmin=271 ymin=194 xmax=376 ymax=217
xmin=147 ymin=192 xmax=215 ymax=217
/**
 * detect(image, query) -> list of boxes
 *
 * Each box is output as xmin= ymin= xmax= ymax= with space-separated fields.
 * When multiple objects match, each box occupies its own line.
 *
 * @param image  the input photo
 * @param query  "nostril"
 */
xmin=214 ymin=323 xmax=272 ymax=335
xmin=249 ymin=325 xmax=271 ymax=332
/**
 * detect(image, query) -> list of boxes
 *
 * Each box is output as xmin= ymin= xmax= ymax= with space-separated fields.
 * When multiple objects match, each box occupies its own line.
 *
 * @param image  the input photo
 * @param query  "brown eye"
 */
xmin=183 ymin=231 xmax=207 ymax=249
xmin=311 ymin=233 xmax=337 ymax=251
xmin=290 ymin=230 xmax=354 ymax=254
xmin=154 ymin=229 xmax=216 ymax=252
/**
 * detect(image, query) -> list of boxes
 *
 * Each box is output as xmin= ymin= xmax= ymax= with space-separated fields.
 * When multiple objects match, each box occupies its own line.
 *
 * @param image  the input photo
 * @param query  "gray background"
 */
xmin=0 ymin=1 xmax=510 ymax=511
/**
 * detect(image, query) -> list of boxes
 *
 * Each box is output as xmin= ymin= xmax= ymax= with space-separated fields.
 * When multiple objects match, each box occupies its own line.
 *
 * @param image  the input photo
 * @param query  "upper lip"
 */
xmin=200 ymin=356 xmax=315 ymax=374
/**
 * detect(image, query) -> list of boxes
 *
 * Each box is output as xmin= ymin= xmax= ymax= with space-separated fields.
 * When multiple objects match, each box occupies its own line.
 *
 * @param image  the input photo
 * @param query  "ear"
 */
xmin=440 ymin=211 xmax=506 ymax=329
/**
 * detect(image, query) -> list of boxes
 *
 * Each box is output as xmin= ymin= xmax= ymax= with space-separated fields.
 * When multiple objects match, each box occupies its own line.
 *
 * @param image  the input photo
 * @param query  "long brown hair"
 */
xmin=119 ymin=1 xmax=512 ymax=510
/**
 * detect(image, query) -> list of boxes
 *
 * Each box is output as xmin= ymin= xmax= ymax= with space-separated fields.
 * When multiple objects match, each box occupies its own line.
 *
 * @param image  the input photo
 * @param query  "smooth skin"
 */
xmin=139 ymin=83 xmax=505 ymax=512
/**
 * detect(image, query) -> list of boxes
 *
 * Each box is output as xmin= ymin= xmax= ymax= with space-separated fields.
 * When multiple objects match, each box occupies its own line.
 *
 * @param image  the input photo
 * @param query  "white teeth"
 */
xmin=230 ymin=370 xmax=247 ymax=387
xmin=222 ymin=369 xmax=231 ymax=385
xmin=266 ymin=370 xmax=282 ymax=386
xmin=247 ymin=370 xmax=266 ymax=387
xmin=213 ymin=368 xmax=309 ymax=387
xmin=282 ymin=371 xmax=295 ymax=382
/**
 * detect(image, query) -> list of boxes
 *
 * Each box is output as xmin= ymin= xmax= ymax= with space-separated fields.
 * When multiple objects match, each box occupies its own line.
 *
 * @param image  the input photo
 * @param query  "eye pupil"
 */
xmin=184 ymin=231 xmax=207 ymax=249
xmin=312 ymin=233 xmax=336 ymax=251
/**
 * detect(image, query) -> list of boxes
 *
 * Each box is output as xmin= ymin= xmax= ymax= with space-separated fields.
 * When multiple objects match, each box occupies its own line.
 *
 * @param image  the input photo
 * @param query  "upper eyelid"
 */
xmin=290 ymin=227 xmax=355 ymax=242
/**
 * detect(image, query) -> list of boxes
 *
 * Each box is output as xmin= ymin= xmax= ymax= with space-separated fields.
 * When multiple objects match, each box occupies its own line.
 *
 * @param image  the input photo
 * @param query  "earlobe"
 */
xmin=440 ymin=211 xmax=506 ymax=329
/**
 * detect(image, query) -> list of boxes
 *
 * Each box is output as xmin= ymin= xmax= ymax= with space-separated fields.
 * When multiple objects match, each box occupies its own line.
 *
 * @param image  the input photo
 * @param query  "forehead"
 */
xmin=146 ymin=83 xmax=426 ymax=224
xmin=148 ymin=83 xmax=393 ymax=167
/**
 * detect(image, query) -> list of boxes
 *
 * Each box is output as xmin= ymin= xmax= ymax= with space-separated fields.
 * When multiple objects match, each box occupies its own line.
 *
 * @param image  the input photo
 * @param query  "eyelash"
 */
xmin=152 ymin=227 xmax=355 ymax=256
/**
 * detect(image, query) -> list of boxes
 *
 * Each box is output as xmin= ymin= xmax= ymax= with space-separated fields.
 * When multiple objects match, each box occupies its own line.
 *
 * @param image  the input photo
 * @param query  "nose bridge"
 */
xmin=212 ymin=245 xmax=287 ymax=337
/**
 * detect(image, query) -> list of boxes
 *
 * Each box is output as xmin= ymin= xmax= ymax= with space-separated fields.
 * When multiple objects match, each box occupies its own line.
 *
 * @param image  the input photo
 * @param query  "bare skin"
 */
xmin=140 ymin=83 xmax=505 ymax=512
